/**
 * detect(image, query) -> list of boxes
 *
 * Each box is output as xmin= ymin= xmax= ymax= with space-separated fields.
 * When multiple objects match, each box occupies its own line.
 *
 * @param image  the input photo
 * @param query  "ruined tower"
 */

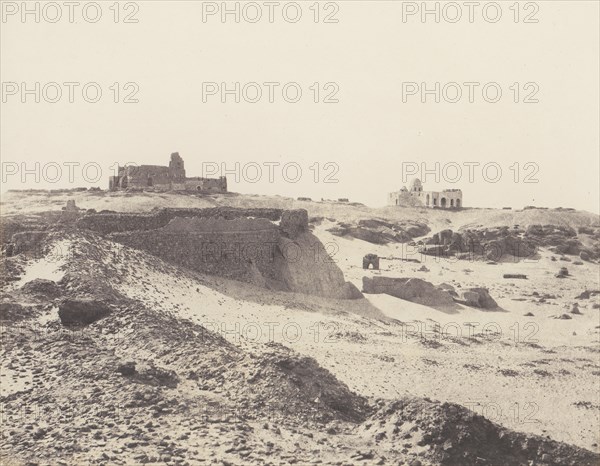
xmin=169 ymin=152 xmax=186 ymax=182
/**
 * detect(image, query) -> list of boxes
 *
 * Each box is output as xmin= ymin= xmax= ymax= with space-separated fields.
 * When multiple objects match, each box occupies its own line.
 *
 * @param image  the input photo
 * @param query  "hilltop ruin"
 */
xmin=109 ymin=152 xmax=227 ymax=193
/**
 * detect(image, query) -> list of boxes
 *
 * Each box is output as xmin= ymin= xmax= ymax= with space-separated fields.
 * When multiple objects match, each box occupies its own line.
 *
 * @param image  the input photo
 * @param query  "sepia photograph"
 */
xmin=1 ymin=1 xmax=599 ymax=465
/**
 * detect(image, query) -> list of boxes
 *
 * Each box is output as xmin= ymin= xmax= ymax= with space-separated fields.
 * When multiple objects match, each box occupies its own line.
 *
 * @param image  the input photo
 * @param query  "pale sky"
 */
xmin=1 ymin=1 xmax=599 ymax=213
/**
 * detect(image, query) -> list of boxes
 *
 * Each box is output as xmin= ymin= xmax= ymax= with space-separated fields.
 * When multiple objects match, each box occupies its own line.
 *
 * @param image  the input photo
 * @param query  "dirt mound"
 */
xmin=232 ymin=343 xmax=370 ymax=424
xmin=366 ymin=397 xmax=599 ymax=466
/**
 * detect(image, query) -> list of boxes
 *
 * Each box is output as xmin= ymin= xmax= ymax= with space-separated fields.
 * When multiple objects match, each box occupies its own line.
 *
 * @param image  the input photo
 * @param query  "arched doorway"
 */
xmin=450 ymin=199 xmax=454 ymax=207
xmin=426 ymin=194 xmax=430 ymax=206
xmin=147 ymin=177 xmax=153 ymax=186
xmin=456 ymin=199 xmax=461 ymax=208
xmin=441 ymin=198 xmax=447 ymax=208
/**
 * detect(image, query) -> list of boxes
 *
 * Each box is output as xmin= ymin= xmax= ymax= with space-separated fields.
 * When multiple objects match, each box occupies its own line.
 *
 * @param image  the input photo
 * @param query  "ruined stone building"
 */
xmin=109 ymin=152 xmax=227 ymax=193
xmin=388 ymin=178 xmax=463 ymax=209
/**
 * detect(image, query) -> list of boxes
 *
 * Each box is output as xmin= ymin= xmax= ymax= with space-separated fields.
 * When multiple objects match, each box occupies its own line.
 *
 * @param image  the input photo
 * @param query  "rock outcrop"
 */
xmin=328 ymin=219 xmax=429 ymax=245
xmin=362 ymin=277 xmax=455 ymax=309
xmin=421 ymin=227 xmax=537 ymax=261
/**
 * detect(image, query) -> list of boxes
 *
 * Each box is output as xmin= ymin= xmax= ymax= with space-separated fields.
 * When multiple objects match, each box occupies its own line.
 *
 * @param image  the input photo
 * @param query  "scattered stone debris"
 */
xmin=503 ymin=274 xmax=528 ymax=279
xmin=556 ymin=267 xmax=569 ymax=278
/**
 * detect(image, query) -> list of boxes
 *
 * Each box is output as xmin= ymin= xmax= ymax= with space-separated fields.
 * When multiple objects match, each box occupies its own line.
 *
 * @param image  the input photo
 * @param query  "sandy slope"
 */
xmin=38 ymin=228 xmax=596 ymax=453
xmin=1 ymin=190 xmax=599 ymax=464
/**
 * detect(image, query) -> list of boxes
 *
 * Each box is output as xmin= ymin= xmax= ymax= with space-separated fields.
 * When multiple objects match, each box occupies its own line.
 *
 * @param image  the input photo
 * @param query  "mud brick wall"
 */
xmin=184 ymin=177 xmax=227 ymax=193
xmin=124 ymin=165 xmax=172 ymax=189
xmin=109 ymin=217 xmax=282 ymax=281
xmin=77 ymin=213 xmax=164 ymax=234
xmin=280 ymin=209 xmax=309 ymax=239
xmin=77 ymin=207 xmax=286 ymax=235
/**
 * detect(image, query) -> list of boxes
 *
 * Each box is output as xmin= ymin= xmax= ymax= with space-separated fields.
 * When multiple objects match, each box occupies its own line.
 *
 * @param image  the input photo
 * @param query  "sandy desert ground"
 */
xmin=1 ymin=189 xmax=599 ymax=465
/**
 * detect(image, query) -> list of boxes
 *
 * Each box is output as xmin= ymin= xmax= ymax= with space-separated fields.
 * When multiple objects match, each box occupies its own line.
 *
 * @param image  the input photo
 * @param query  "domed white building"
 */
xmin=388 ymin=178 xmax=463 ymax=209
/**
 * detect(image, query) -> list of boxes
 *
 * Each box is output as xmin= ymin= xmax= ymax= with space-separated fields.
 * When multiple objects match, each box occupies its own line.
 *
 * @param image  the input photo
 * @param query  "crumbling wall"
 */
xmin=274 ymin=232 xmax=362 ymax=299
xmin=81 ymin=207 xmax=354 ymax=298
xmin=124 ymin=165 xmax=172 ymax=189
xmin=280 ymin=209 xmax=309 ymax=239
xmin=77 ymin=207 xmax=285 ymax=235
xmin=184 ymin=177 xmax=227 ymax=193
xmin=109 ymin=217 xmax=281 ymax=282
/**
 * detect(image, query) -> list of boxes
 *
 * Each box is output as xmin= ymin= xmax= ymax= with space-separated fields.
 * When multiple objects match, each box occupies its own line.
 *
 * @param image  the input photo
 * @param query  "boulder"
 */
xmin=458 ymin=291 xmax=481 ymax=307
xmin=362 ymin=277 xmax=455 ymax=309
xmin=20 ymin=279 xmax=62 ymax=299
xmin=455 ymin=287 xmax=498 ymax=309
xmin=58 ymin=298 xmax=111 ymax=326
xmin=117 ymin=361 xmax=137 ymax=376
xmin=438 ymin=283 xmax=455 ymax=292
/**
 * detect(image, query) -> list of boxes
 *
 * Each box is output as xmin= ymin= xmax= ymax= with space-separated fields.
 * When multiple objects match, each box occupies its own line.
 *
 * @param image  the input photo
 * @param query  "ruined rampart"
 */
xmin=76 ymin=207 xmax=286 ymax=235
xmin=109 ymin=217 xmax=282 ymax=282
xmin=77 ymin=207 xmax=358 ymax=298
